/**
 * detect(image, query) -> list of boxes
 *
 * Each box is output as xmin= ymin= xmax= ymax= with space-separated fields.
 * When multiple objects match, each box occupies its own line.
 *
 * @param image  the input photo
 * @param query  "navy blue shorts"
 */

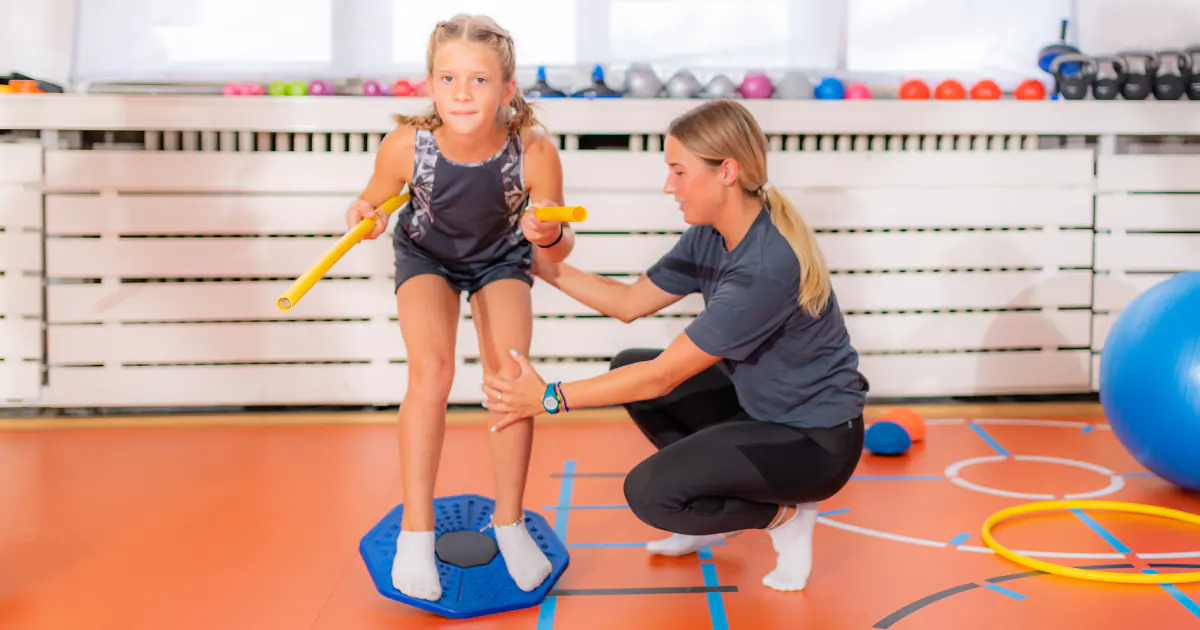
xmin=392 ymin=230 xmax=532 ymax=299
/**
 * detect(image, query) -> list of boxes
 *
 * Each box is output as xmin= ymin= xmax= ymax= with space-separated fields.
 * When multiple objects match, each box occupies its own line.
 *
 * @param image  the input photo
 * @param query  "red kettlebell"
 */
xmin=1014 ymin=79 xmax=1047 ymax=100
xmin=392 ymin=79 xmax=416 ymax=97
xmin=970 ymin=79 xmax=1002 ymax=99
xmin=899 ymin=79 xmax=930 ymax=99
xmin=934 ymin=79 xmax=966 ymax=99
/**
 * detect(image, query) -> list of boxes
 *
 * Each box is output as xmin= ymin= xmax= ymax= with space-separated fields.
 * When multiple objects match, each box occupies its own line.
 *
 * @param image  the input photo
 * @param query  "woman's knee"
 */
xmin=623 ymin=456 xmax=698 ymax=533
xmin=610 ymin=348 xmax=662 ymax=371
xmin=623 ymin=459 xmax=667 ymax=528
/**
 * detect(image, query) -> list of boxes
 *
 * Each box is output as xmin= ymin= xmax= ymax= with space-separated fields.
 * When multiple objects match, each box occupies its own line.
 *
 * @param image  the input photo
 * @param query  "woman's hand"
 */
xmin=521 ymin=200 xmax=564 ymax=247
xmin=482 ymin=350 xmax=549 ymax=431
xmin=346 ymin=198 xmax=389 ymax=240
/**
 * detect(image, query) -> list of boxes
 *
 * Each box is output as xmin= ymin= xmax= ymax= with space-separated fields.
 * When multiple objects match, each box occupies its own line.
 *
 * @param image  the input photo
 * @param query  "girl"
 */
xmin=481 ymin=99 xmax=868 ymax=592
xmin=346 ymin=14 xmax=575 ymax=601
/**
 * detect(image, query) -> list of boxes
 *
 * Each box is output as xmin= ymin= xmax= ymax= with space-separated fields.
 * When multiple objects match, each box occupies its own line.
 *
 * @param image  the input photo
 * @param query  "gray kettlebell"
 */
xmin=775 ymin=71 xmax=813 ymax=99
xmin=702 ymin=75 xmax=739 ymax=98
xmin=624 ymin=63 xmax=663 ymax=98
xmin=664 ymin=69 xmax=702 ymax=98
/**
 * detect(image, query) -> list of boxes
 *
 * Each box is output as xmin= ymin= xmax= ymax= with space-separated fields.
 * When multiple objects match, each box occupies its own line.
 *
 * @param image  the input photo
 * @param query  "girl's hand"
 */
xmin=482 ymin=350 xmax=549 ymax=431
xmin=521 ymin=200 xmax=564 ymax=247
xmin=346 ymin=198 xmax=389 ymax=240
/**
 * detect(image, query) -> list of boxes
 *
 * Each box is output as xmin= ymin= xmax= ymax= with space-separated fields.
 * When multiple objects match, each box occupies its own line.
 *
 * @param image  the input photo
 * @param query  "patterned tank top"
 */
xmin=394 ymin=128 xmax=530 ymax=267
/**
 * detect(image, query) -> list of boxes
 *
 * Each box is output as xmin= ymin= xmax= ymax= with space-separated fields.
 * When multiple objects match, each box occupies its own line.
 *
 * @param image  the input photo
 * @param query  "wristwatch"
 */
xmin=542 ymin=382 xmax=560 ymax=414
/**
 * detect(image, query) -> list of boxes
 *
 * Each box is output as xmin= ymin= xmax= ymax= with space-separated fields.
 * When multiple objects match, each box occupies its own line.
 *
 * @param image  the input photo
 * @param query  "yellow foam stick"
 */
xmin=535 ymin=206 xmax=587 ymax=222
xmin=276 ymin=192 xmax=410 ymax=311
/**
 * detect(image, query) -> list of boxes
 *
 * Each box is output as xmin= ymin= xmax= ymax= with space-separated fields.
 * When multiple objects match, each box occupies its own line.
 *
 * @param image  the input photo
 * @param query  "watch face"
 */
xmin=543 ymin=396 xmax=559 ymax=411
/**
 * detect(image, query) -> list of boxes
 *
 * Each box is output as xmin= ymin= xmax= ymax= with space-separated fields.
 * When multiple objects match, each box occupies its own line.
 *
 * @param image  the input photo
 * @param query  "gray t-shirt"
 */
xmin=646 ymin=208 xmax=869 ymax=430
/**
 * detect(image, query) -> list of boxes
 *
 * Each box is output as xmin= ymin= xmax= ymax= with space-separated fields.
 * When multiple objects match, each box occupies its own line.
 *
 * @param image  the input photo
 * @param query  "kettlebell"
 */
xmin=623 ymin=63 xmax=663 ymax=98
xmin=1091 ymin=56 xmax=1126 ymax=100
xmin=702 ymin=75 xmax=739 ymax=99
xmin=1187 ymin=47 xmax=1200 ymax=100
xmin=1154 ymin=50 xmax=1190 ymax=100
xmin=664 ymin=69 xmax=703 ymax=98
xmin=1118 ymin=51 xmax=1157 ymax=100
xmin=1037 ymin=19 xmax=1081 ymax=75
xmin=1050 ymin=53 xmax=1093 ymax=100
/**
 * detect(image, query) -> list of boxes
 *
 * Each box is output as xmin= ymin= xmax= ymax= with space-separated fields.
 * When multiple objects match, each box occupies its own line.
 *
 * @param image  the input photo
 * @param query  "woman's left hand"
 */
xmin=482 ymin=350 xmax=548 ymax=431
xmin=521 ymin=200 xmax=564 ymax=247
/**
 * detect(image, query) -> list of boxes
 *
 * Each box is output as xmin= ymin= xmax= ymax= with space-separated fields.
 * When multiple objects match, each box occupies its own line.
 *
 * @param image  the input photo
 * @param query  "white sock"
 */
xmin=493 ymin=517 xmax=553 ymax=592
xmin=762 ymin=503 xmax=818 ymax=591
xmin=646 ymin=532 xmax=735 ymax=557
xmin=391 ymin=530 xmax=442 ymax=601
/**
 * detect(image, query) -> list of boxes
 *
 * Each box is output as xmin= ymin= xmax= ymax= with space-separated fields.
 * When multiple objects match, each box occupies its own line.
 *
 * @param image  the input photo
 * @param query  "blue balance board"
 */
xmin=359 ymin=493 xmax=569 ymax=619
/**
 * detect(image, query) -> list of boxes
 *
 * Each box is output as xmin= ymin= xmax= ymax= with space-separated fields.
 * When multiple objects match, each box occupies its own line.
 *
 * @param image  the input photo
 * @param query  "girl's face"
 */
xmin=663 ymin=134 xmax=731 ymax=226
xmin=428 ymin=39 xmax=516 ymax=135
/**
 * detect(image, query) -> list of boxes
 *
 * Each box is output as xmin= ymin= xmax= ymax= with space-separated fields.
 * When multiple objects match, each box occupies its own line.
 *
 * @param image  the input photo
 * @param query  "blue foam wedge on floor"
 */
xmin=359 ymin=494 xmax=570 ymax=619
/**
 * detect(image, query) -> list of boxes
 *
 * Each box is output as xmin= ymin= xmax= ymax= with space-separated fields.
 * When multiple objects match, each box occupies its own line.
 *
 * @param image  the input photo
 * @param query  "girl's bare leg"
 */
xmin=390 ymin=274 xmax=460 ymax=601
xmin=469 ymin=278 xmax=551 ymax=591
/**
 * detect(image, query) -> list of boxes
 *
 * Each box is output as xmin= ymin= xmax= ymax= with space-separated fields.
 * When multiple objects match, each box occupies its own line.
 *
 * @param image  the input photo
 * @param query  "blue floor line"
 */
xmin=968 ymin=421 xmax=1011 ymax=457
xmin=700 ymin=563 xmax=730 ymax=630
xmin=538 ymin=459 xmax=576 ymax=630
xmin=1072 ymin=508 xmax=1200 ymax=621
xmin=983 ymin=583 xmax=1027 ymax=600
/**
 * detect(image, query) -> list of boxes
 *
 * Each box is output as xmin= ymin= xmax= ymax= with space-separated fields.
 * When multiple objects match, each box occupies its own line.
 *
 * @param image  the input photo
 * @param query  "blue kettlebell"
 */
xmin=814 ymin=77 xmax=844 ymax=99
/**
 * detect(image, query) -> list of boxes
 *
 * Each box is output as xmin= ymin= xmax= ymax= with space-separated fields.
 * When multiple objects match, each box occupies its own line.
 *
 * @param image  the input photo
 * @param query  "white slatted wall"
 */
xmin=1092 ymin=154 xmax=1200 ymax=390
xmin=33 ymin=126 xmax=1097 ymax=407
xmin=9 ymin=97 xmax=1200 ymax=408
xmin=0 ymin=143 xmax=43 ymax=402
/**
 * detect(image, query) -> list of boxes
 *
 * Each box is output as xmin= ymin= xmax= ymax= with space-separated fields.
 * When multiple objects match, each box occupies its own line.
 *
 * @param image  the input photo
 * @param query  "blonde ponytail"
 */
xmin=508 ymin=89 xmax=544 ymax=133
xmin=668 ymin=99 xmax=833 ymax=318
xmin=763 ymin=187 xmax=831 ymax=317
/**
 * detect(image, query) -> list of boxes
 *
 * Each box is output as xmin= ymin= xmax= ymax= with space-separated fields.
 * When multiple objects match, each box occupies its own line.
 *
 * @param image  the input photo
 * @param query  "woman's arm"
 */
xmin=521 ymin=130 xmax=575 ymax=262
xmin=482 ymin=330 xmax=720 ymax=431
xmin=537 ymin=261 xmax=687 ymax=323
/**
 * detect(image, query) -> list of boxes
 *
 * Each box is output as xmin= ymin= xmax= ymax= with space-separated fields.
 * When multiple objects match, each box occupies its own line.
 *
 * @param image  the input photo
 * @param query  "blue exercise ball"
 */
xmin=1099 ymin=271 xmax=1200 ymax=491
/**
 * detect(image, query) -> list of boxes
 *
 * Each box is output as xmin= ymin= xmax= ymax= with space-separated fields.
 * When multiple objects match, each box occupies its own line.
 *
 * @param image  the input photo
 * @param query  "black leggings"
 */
xmin=615 ymin=349 xmax=864 ymax=535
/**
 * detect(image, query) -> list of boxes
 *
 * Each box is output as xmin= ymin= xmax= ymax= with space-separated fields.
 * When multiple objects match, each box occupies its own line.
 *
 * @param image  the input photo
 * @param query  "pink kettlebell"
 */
xmin=845 ymin=83 xmax=872 ymax=99
xmin=740 ymin=72 xmax=774 ymax=99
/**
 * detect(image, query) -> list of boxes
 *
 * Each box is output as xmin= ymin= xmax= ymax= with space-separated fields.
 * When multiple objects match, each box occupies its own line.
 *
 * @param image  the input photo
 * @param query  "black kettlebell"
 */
xmin=1091 ymin=56 xmax=1126 ymax=100
xmin=1118 ymin=52 xmax=1157 ymax=100
xmin=1187 ymin=47 xmax=1200 ymax=100
xmin=1154 ymin=50 xmax=1190 ymax=100
xmin=1051 ymin=53 xmax=1094 ymax=100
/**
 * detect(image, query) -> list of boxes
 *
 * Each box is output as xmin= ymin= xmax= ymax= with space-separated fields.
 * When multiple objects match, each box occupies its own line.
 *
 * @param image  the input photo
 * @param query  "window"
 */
xmin=69 ymin=0 xmax=1088 ymax=87
xmin=73 ymin=0 xmax=333 ymax=82
xmin=607 ymin=0 xmax=791 ymax=68
xmin=845 ymin=0 xmax=1073 ymax=79
xmin=391 ymin=1 xmax=578 ymax=69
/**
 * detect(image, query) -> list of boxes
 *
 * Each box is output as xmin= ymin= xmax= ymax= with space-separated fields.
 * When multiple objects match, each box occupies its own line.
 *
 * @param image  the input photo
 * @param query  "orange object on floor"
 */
xmin=1 ymin=411 xmax=1199 ymax=629
xmin=882 ymin=407 xmax=927 ymax=441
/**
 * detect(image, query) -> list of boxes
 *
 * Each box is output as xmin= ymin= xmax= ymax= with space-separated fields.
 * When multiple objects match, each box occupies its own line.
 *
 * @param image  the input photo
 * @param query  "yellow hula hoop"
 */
xmin=981 ymin=499 xmax=1200 ymax=584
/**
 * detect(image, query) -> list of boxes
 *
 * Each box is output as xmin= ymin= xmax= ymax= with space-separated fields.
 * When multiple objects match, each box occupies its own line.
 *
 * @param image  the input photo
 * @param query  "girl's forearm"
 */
xmin=537 ymin=225 xmax=575 ymax=263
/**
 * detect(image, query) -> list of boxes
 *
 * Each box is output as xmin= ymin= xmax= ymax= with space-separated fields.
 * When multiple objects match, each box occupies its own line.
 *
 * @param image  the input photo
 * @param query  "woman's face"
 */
xmin=663 ymin=135 xmax=730 ymax=226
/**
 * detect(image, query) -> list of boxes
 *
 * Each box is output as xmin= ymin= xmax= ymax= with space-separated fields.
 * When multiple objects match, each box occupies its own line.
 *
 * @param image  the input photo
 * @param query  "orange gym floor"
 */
xmin=2 ymin=405 xmax=1200 ymax=629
